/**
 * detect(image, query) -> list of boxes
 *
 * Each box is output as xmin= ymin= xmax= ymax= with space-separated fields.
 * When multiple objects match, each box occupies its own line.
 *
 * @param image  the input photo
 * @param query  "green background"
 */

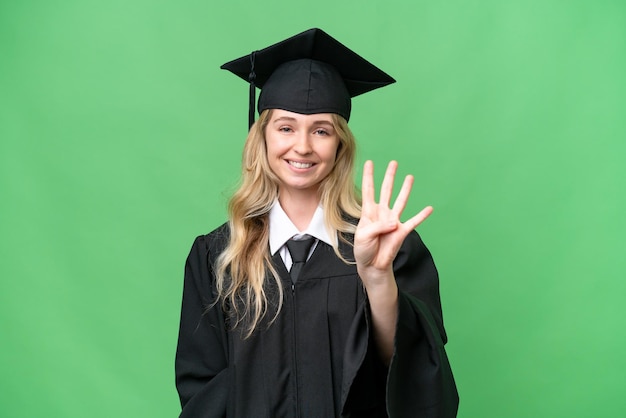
xmin=1 ymin=0 xmax=625 ymax=417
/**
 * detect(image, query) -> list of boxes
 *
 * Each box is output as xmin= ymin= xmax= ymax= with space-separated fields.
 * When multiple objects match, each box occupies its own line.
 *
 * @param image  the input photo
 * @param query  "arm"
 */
xmin=354 ymin=160 xmax=433 ymax=365
xmin=175 ymin=233 xmax=230 ymax=417
xmin=351 ymin=161 xmax=458 ymax=417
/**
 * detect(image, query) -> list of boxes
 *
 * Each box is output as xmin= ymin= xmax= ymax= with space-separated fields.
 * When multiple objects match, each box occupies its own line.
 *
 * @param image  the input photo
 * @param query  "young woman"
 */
xmin=175 ymin=28 xmax=458 ymax=418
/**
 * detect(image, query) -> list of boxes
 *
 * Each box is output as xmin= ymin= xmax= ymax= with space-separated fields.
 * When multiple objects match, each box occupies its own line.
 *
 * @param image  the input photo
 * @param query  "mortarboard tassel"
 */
xmin=248 ymin=51 xmax=257 ymax=130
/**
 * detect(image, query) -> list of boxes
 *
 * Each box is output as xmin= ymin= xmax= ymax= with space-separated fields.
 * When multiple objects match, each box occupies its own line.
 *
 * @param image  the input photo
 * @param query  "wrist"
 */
xmin=358 ymin=268 xmax=397 ymax=296
xmin=357 ymin=265 xmax=393 ymax=284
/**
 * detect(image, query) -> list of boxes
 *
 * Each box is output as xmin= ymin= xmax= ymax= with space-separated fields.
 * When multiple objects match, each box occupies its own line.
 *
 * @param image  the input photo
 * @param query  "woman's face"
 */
xmin=265 ymin=109 xmax=340 ymax=198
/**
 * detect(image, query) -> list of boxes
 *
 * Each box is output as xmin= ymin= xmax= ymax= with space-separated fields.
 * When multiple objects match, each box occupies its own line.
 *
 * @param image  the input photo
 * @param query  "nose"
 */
xmin=292 ymin=132 xmax=312 ymax=154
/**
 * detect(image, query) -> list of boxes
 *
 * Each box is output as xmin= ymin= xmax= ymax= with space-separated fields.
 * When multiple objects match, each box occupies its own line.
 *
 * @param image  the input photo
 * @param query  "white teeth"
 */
xmin=288 ymin=161 xmax=313 ymax=169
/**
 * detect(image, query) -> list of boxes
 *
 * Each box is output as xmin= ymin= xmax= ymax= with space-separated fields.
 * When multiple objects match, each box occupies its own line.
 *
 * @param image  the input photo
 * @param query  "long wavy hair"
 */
xmin=214 ymin=109 xmax=361 ymax=337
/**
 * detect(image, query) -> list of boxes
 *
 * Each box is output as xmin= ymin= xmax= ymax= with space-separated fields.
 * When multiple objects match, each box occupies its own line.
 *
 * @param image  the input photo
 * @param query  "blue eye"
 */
xmin=314 ymin=129 xmax=329 ymax=136
xmin=279 ymin=126 xmax=293 ymax=133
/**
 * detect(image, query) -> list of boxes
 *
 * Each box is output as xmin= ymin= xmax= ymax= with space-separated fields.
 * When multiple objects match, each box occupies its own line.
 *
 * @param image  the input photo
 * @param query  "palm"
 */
xmin=354 ymin=161 xmax=432 ymax=282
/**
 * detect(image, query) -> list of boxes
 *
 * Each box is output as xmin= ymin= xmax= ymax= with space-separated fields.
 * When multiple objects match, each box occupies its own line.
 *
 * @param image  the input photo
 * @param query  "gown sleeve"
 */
xmin=388 ymin=231 xmax=459 ymax=417
xmin=343 ymin=230 xmax=459 ymax=418
xmin=175 ymin=232 xmax=231 ymax=418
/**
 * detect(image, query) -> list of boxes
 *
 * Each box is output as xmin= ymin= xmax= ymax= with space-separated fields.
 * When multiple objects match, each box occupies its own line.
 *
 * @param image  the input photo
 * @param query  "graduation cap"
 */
xmin=220 ymin=28 xmax=396 ymax=128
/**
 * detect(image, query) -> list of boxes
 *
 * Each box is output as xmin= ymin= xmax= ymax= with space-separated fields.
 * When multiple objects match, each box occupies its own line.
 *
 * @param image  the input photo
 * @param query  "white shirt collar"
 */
xmin=268 ymin=200 xmax=335 ymax=255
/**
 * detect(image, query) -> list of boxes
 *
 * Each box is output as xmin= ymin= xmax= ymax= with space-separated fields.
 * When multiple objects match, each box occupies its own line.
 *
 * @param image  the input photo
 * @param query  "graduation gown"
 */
xmin=175 ymin=223 xmax=458 ymax=417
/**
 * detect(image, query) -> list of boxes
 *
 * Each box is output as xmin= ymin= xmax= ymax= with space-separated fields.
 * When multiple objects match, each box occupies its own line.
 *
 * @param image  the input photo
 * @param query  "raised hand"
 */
xmin=354 ymin=160 xmax=433 ymax=287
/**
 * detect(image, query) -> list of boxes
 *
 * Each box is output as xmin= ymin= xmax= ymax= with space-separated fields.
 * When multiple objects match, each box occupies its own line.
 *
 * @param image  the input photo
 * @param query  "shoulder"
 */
xmin=397 ymin=230 xmax=433 ymax=264
xmin=187 ymin=222 xmax=231 ymax=264
xmin=199 ymin=222 xmax=230 ymax=247
xmin=205 ymin=222 xmax=231 ymax=249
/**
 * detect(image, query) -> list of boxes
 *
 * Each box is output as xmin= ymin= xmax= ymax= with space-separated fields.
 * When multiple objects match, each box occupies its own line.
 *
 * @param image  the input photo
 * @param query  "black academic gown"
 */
xmin=175 ymin=223 xmax=458 ymax=418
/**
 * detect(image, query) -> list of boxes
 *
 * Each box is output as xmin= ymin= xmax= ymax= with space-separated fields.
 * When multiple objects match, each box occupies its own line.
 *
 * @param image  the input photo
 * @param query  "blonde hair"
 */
xmin=215 ymin=109 xmax=361 ymax=337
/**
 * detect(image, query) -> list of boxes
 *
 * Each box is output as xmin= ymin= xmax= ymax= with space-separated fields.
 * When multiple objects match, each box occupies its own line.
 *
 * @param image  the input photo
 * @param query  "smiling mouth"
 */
xmin=288 ymin=160 xmax=314 ymax=169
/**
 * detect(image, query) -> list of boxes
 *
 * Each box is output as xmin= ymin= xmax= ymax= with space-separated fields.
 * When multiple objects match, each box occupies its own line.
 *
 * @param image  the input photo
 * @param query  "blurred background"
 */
xmin=1 ymin=0 xmax=624 ymax=416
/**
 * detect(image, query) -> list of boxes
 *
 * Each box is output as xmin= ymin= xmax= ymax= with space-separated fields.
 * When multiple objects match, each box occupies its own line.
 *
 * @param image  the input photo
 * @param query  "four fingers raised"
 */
xmin=362 ymin=160 xmax=431 ymax=228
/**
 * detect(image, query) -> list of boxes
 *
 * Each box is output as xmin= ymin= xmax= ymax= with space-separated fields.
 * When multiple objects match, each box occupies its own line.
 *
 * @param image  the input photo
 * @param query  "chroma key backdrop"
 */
xmin=1 ymin=1 xmax=625 ymax=417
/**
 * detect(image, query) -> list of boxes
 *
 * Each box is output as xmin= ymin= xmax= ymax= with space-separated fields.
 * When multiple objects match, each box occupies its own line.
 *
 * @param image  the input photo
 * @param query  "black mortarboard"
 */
xmin=220 ymin=28 xmax=396 ymax=128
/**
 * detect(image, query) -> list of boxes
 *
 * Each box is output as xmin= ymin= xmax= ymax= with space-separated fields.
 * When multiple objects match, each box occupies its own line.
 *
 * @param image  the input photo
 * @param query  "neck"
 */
xmin=278 ymin=189 xmax=321 ymax=231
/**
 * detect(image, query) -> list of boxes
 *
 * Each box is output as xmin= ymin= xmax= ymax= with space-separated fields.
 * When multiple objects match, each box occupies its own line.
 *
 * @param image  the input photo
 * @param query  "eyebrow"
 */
xmin=272 ymin=117 xmax=334 ymax=126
